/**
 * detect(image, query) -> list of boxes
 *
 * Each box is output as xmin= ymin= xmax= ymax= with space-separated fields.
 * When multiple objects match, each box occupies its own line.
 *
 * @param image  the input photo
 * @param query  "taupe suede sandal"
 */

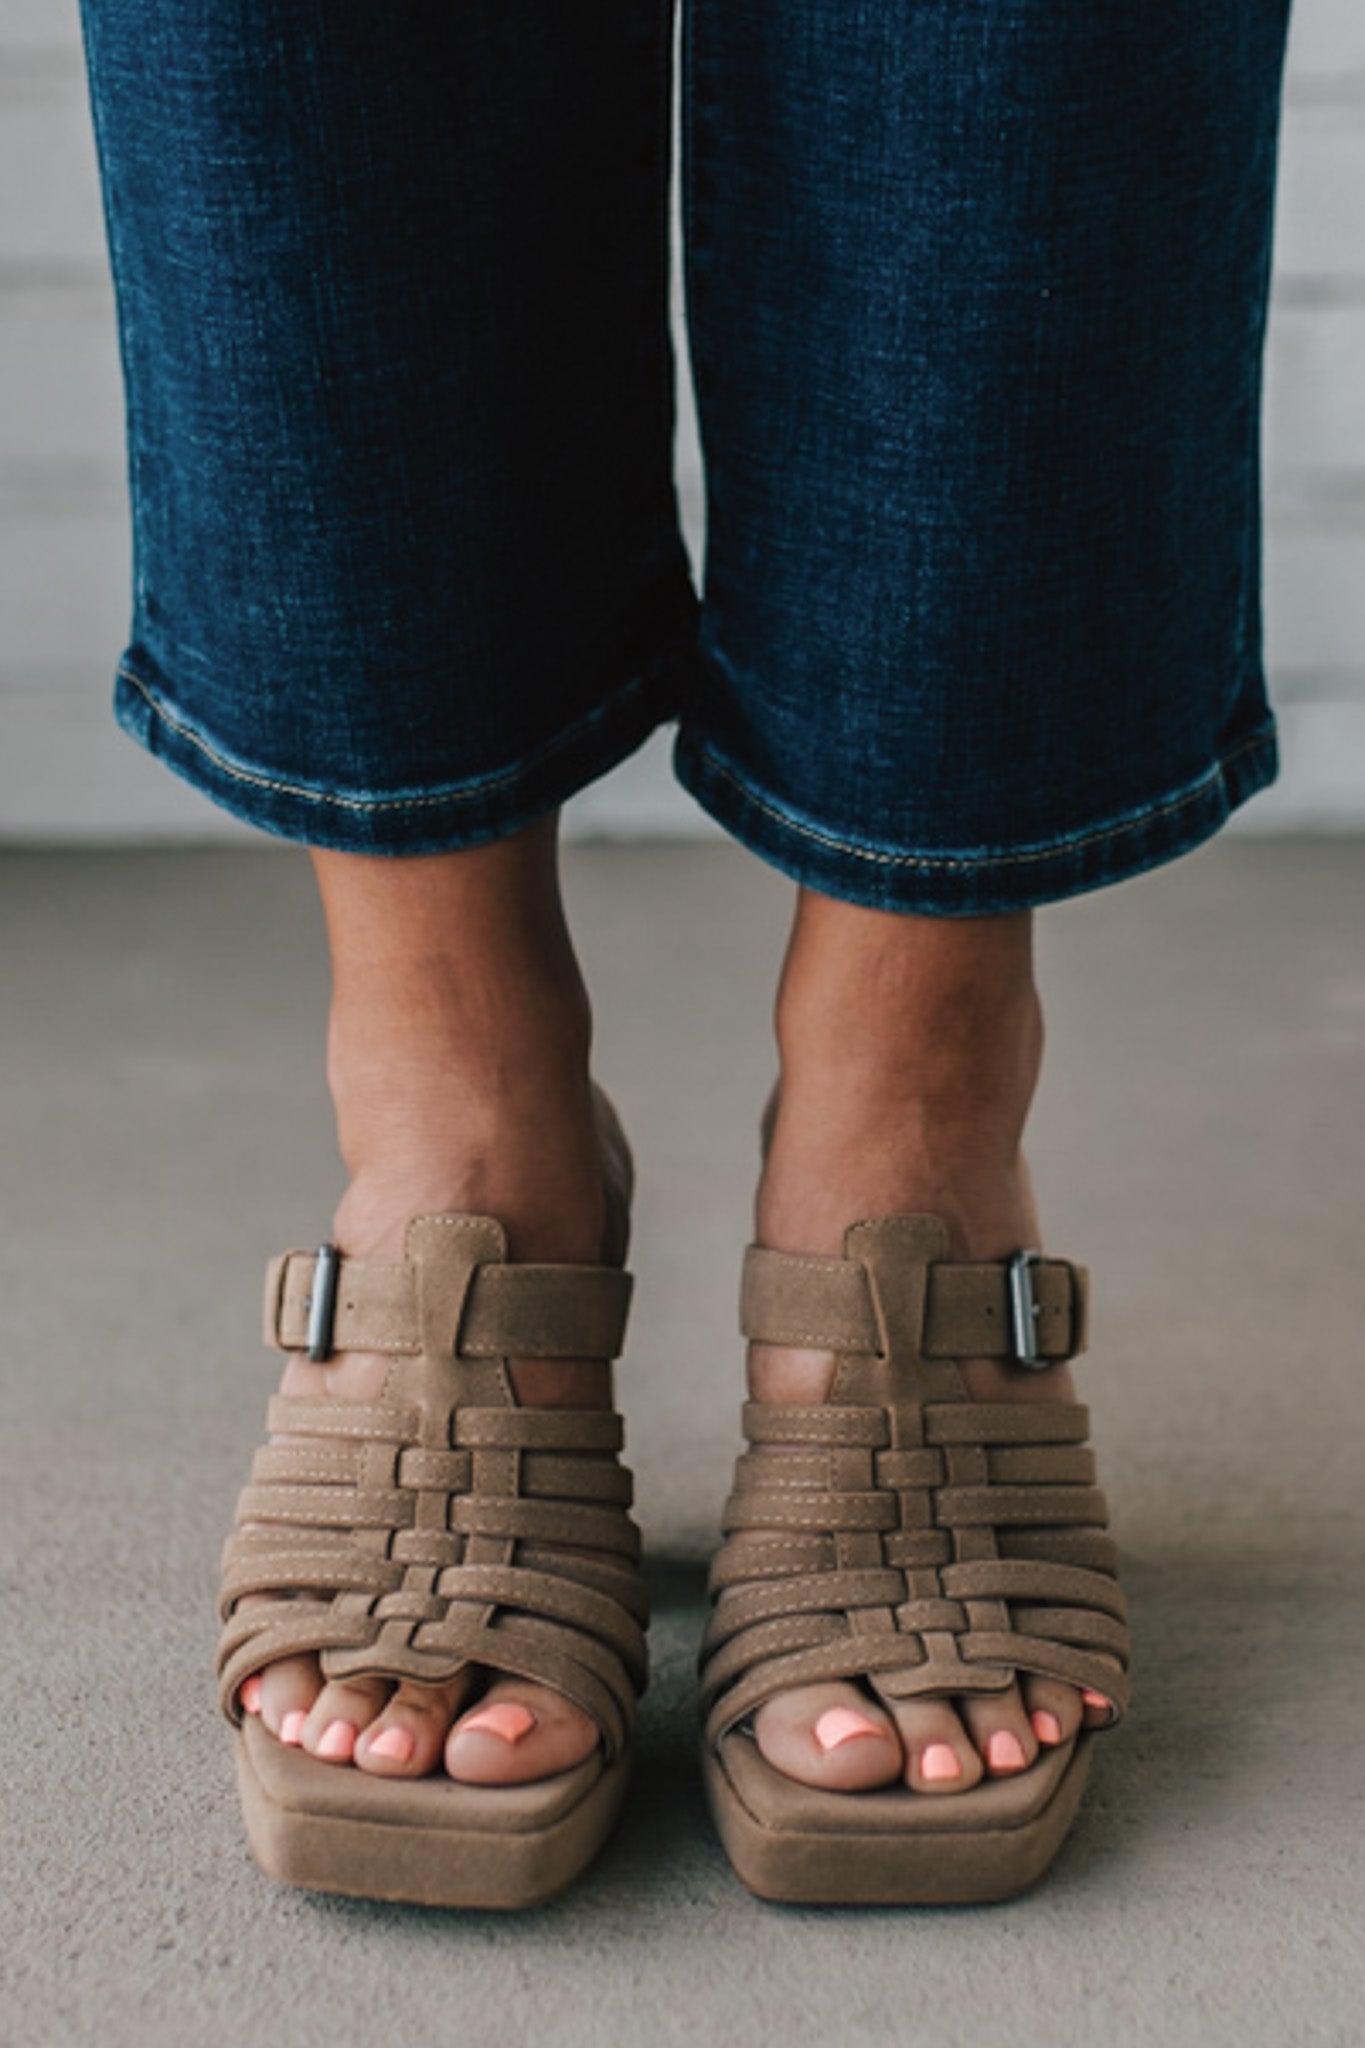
xmin=216 ymin=1094 xmax=647 ymax=1909
xmin=700 ymin=1213 xmax=1129 ymax=1905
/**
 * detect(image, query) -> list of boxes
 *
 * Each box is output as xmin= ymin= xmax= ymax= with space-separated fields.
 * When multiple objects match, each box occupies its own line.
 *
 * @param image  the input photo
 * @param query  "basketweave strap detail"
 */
xmin=732 ymin=1441 xmax=1094 ymax=1492
xmin=264 ymin=1248 xmax=633 ymax=1360
xmin=219 ymin=1529 xmax=404 ymax=1619
xmin=264 ymin=1395 xmax=419 ymax=1443
xmin=454 ymin=1407 xmax=625 ymax=1452
xmin=702 ymin=1219 xmax=1126 ymax=1750
xmin=924 ymin=1402 xmax=1091 ymax=1445
xmin=219 ymin=1436 xmax=649 ymax=1753
xmin=741 ymin=1402 xmax=891 ymax=1448
xmin=223 ymin=1326 xmax=644 ymax=1752
xmin=700 ymin=1537 xmax=1131 ymax=1744
xmin=224 ymin=1195 xmax=645 ymax=1755
xmin=428 ymin=1563 xmax=648 ymax=1684
xmin=739 ymin=1401 xmax=1092 ymax=1453
xmin=740 ymin=1244 xmax=1088 ymax=1362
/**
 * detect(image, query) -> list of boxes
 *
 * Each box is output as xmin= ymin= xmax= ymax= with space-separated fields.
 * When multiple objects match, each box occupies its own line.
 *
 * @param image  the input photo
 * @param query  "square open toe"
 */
xmin=703 ymin=1728 xmax=1093 ymax=1906
xmin=236 ymin=1716 xmax=631 ymax=1909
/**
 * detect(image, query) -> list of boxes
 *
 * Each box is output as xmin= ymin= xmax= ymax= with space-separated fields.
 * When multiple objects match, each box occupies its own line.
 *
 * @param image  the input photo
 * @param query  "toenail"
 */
xmin=920 ymin=1743 xmax=962 ymax=1783
xmin=239 ymin=1674 xmax=262 ymax=1715
xmin=1032 ymin=1710 xmax=1063 ymax=1745
xmin=987 ymin=1730 xmax=1027 ymax=1772
xmin=458 ymin=1702 xmax=536 ymax=1744
xmin=280 ymin=1710 xmax=307 ymax=1746
xmin=814 ymin=1707 xmax=886 ymax=1752
xmin=367 ymin=1726 xmax=415 ymax=1763
xmin=317 ymin=1719 xmax=357 ymax=1761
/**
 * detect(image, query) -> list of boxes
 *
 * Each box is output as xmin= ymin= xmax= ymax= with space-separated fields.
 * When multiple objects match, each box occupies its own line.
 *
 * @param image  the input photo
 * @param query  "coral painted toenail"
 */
xmin=1032 ymin=1710 xmax=1063 ymax=1745
xmin=459 ymin=1702 xmax=536 ymax=1744
xmin=920 ymin=1743 xmax=961 ymax=1782
xmin=280 ymin=1711 xmax=306 ymax=1746
xmin=1083 ymin=1689 xmax=1113 ymax=1714
xmin=317 ymin=1719 xmax=356 ymax=1761
xmin=814 ymin=1707 xmax=886 ymax=1752
xmin=988 ymin=1730 xmax=1027 ymax=1771
xmin=367 ymin=1726 xmax=414 ymax=1764
xmin=239 ymin=1675 xmax=262 ymax=1715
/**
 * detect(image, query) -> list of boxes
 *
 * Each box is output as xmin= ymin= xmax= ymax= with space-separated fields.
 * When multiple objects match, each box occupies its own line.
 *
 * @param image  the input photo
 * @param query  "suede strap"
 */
xmin=701 ymin=1216 xmax=1129 ymax=1750
xmin=264 ymin=1248 xmax=633 ymax=1360
xmin=218 ymin=1191 xmax=647 ymax=1761
xmin=741 ymin=1244 xmax=1088 ymax=1361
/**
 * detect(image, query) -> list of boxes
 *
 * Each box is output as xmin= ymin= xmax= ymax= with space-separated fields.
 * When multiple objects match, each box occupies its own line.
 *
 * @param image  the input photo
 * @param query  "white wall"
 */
xmin=0 ymin=0 xmax=1361 ymax=842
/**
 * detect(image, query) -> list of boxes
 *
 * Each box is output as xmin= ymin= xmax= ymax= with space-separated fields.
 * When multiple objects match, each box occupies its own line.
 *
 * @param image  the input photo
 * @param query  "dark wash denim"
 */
xmin=79 ymin=1 xmax=1292 ymax=915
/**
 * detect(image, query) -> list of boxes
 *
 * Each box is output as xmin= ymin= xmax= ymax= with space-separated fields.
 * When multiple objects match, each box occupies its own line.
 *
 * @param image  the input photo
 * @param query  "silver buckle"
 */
xmin=305 ymin=1242 xmax=341 ymax=1361
xmin=1007 ymin=1248 xmax=1046 ymax=1369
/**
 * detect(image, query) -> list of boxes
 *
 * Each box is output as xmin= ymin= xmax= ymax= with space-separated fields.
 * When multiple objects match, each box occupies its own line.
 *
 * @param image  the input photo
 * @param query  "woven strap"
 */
xmin=701 ymin=1215 xmax=1128 ymax=1748
xmin=219 ymin=1210 xmax=646 ymax=1758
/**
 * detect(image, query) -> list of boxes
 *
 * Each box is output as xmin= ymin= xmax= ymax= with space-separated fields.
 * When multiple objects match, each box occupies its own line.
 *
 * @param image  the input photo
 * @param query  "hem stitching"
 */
xmin=682 ymin=723 xmax=1275 ymax=875
xmin=118 ymin=659 xmax=671 ymax=817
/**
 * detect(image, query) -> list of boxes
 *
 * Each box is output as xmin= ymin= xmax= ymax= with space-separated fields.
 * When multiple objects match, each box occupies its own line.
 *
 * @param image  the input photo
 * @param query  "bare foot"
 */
xmin=239 ymin=827 xmax=627 ymax=1785
xmin=742 ymin=891 xmax=1111 ymax=1794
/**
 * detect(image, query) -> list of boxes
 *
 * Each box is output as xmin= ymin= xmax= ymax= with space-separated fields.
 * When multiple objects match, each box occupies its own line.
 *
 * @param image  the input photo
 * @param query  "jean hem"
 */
xmin=672 ymin=714 xmax=1281 ymax=915
xmin=114 ymin=647 xmax=690 ymax=854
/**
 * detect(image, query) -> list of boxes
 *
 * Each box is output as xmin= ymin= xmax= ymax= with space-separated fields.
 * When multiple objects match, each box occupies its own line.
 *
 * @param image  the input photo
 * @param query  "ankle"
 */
xmin=326 ymin=1020 xmax=605 ymax=1266
xmin=759 ymin=1027 xmax=1043 ymax=1257
xmin=753 ymin=1018 xmax=1069 ymax=1407
xmin=774 ymin=965 xmax=1042 ymax=1124
xmin=756 ymin=1129 xmax=1040 ymax=1263
xmin=331 ymin=1148 xmax=606 ymax=1268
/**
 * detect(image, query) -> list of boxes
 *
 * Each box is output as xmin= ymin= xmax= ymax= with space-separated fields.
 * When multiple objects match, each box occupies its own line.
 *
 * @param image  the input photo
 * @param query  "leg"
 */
xmin=678 ymin=0 xmax=1292 ymax=1838
xmin=747 ymin=892 xmax=1103 ymax=1791
xmin=677 ymin=0 xmax=1291 ymax=909
xmin=248 ymin=817 xmax=625 ymax=1783
xmin=77 ymin=0 xmax=690 ymax=1814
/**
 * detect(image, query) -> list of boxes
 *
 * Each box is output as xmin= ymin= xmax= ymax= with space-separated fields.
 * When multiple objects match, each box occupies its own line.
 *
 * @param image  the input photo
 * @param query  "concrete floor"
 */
xmin=2 ymin=837 xmax=1363 ymax=2048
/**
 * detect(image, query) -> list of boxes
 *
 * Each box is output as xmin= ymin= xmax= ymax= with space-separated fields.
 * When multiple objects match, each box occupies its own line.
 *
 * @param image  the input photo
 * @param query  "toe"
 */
xmin=752 ymin=1684 xmax=902 ymax=1792
xmin=960 ymin=1681 xmax=1038 ymax=1776
xmin=1023 ymin=1674 xmax=1084 ymax=1749
xmin=355 ymin=1675 xmax=473 ymax=1778
xmin=445 ymin=1678 xmax=600 ymax=1786
xmin=301 ymin=1675 xmax=390 ymax=1764
xmin=887 ymin=1697 xmax=984 ymax=1794
xmin=258 ymin=1654 xmax=323 ymax=1746
xmin=1081 ymin=1684 xmax=1118 ymax=1729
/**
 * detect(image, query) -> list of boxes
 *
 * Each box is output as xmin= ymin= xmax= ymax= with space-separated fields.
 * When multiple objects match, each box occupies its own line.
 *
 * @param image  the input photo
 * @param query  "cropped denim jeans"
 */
xmin=78 ymin=1 xmax=1292 ymax=915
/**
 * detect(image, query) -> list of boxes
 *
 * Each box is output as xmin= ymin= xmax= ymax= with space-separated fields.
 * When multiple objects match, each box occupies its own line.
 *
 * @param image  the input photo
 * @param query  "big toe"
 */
xmin=445 ymin=1678 xmax=599 ymax=1785
xmin=752 ymin=1683 xmax=902 ymax=1791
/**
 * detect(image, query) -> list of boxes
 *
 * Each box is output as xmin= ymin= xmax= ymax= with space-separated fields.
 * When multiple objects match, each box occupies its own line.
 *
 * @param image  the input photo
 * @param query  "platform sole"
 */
xmin=703 ymin=1728 xmax=1092 ymax=1906
xmin=235 ymin=1720 xmax=630 ymax=1910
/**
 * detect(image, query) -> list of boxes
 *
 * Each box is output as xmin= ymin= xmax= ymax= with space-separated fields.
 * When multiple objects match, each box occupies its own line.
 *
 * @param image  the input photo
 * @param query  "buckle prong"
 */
xmin=306 ymin=1241 xmax=341 ymax=1361
xmin=1007 ymin=1247 xmax=1046 ymax=1369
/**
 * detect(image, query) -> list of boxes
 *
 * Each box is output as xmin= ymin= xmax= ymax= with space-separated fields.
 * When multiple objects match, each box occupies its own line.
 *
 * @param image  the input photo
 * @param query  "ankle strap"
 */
xmin=741 ymin=1243 xmax=1088 ymax=1366
xmin=264 ymin=1246 xmax=633 ymax=1361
